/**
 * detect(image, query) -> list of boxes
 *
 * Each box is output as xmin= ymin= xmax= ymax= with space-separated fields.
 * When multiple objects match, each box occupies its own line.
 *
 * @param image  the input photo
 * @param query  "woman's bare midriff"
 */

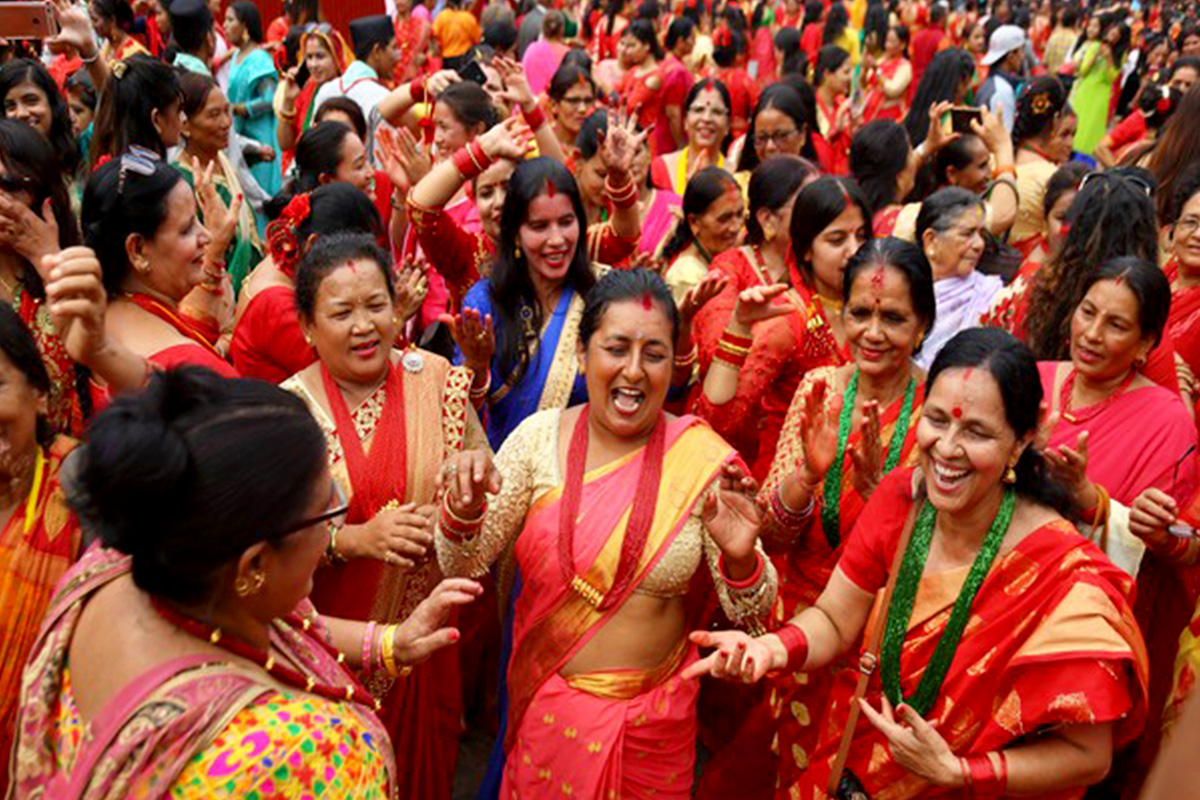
xmin=559 ymin=592 xmax=686 ymax=677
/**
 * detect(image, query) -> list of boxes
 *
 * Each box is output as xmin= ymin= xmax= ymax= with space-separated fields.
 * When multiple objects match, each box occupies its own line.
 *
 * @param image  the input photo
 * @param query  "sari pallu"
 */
xmin=500 ymin=416 xmax=745 ymax=799
xmin=13 ymin=283 xmax=85 ymax=438
xmin=283 ymin=353 xmax=475 ymax=800
xmin=12 ymin=547 xmax=396 ymax=798
xmin=794 ymin=470 xmax=1149 ymax=799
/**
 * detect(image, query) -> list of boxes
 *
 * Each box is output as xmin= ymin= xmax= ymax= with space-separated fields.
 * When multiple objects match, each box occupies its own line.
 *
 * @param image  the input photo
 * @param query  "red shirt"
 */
xmin=1108 ymin=109 xmax=1148 ymax=153
xmin=910 ymin=26 xmax=947 ymax=86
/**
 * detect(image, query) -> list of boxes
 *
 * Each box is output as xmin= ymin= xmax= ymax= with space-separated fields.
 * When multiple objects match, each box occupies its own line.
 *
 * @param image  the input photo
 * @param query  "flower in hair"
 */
xmin=112 ymin=60 xmax=127 ymax=80
xmin=265 ymin=193 xmax=312 ymax=278
xmin=93 ymin=154 xmax=114 ymax=172
xmin=1030 ymin=92 xmax=1051 ymax=115
xmin=1158 ymin=87 xmax=1172 ymax=115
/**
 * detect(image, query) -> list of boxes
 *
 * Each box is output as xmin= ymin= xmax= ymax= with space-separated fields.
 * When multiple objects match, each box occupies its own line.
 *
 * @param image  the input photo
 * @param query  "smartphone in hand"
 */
xmin=0 ymin=2 xmax=59 ymax=39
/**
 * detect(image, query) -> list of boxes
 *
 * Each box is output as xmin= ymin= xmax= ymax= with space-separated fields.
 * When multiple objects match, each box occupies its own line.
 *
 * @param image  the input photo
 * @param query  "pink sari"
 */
xmin=639 ymin=189 xmax=683 ymax=257
xmin=500 ymin=416 xmax=736 ymax=799
xmin=12 ymin=547 xmax=396 ymax=798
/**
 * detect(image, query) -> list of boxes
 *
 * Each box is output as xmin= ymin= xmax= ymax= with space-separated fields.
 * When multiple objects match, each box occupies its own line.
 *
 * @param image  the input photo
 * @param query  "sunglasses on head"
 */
xmin=117 ymin=146 xmax=162 ymax=195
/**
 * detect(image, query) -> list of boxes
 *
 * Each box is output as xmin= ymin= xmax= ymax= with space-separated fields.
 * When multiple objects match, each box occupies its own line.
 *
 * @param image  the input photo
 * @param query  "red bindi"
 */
xmin=952 ymin=407 xmax=963 ymax=419
xmin=642 ymin=291 xmax=653 ymax=311
xmin=1114 ymin=274 xmax=1125 ymax=286
xmin=544 ymin=178 xmax=557 ymax=198
xmin=870 ymin=264 xmax=885 ymax=289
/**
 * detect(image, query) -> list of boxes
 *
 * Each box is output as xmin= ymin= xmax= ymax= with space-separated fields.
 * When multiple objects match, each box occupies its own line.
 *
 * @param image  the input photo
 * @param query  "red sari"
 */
xmin=619 ymin=64 xmax=670 ymax=155
xmin=862 ymin=56 xmax=912 ymax=122
xmin=794 ymin=468 xmax=1149 ymax=798
xmin=1165 ymin=257 xmax=1200 ymax=374
xmin=13 ymin=284 xmax=84 ymax=438
xmin=716 ymin=66 xmax=761 ymax=140
xmin=690 ymin=248 xmax=849 ymax=480
xmin=814 ymin=92 xmax=851 ymax=174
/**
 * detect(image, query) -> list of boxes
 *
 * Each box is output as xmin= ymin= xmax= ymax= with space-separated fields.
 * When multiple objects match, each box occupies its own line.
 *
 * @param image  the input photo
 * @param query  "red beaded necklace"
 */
xmin=150 ymin=597 xmax=381 ymax=711
xmin=1058 ymin=367 xmax=1137 ymax=424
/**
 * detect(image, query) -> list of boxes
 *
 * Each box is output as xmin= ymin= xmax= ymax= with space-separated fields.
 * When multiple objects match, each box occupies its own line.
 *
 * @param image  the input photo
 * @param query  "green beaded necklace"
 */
xmin=880 ymin=488 xmax=1016 ymax=715
xmin=820 ymin=370 xmax=917 ymax=548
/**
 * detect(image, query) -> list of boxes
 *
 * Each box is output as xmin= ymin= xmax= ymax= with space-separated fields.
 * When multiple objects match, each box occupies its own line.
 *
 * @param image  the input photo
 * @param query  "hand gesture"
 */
xmin=922 ymin=100 xmax=961 ymax=154
xmin=492 ymin=54 xmax=536 ymax=112
xmin=626 ymin=250 xmax=666 ymax=274
xmin=425 ymin=69 xmax=462 ymax=97
xmin=681 ymin=629 xmax=777 ymax=683
xmin=395 ymin=256 xmax=429 ymax=324
xmin=797 ymin=376 xmax=841 ymax=482
xmin=848 ymin=400 xmax=884 ymax=498
xmin=970 ymin=106 xmax=1009 ymax=155
xmin=0 ymin=194 xmax=59 ymax=276
xmin=599 ymin=108 xmax=650 ymax=182
xmin=679 ymin=270 xmax=728 ymax=325
xmin=859 ymin=695 xmax=962 ymax=788
xmin=477 ymin=115 xmax=535 ymax=162
xmin=48 ymin=0 xmax=98 ymax=58
xmin=1043 ymin=431 xmax=1093 ymax=509
xmin=378 ymin=125 xmax=431 ymax=193
xmin=281 ymin=66 xmax=302 ymax=105
xmin=257 ymin=144 xmax=276 ymax=163
xmin=438 ymin=449 xmax=502 ymax=518
xmin=43 ymin=247 xmax=109 ymax=367
xmin=439 ymin=307 xmax=494 ymax=372
xmin=1130 ymin=488 xmax=1179 ymax=542
xmin=344 ymin=502 xmax=436 ymax=569
xmin=190 ymin=156 xmax=242 ymax=251
xmin=702 ymin=461 xmax=763 ymax=565
xmin=392 ymin=577 xmax=485 ymax=665
xmin=732 ymin=283 xmax=795 ymax=331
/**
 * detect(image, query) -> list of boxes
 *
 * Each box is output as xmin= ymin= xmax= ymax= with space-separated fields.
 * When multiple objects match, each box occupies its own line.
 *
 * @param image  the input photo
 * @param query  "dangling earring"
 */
xmin=1003 ymin=460 xmax=1018 ymax=484
xmin=235 ymin=569 xmax=266 ymax=597
xmin=513 ymin=244 xmax=522 ymax=260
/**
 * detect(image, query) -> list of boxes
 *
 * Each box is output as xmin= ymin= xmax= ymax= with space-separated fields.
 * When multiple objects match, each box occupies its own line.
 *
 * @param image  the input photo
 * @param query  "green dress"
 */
xmin=1069 ymin=41 xmax=1118 ymax=156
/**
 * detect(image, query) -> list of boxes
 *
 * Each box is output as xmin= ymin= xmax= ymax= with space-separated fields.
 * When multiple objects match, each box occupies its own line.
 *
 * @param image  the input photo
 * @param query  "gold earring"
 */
xmin=1003 ymin=462 xmax=1018 ymax=484
xmin=513 ymin=245 xmax=522 ymax=260
xmin=235 ymin=569 xmax=266 ymax=597
xmin=135 ymin=258 xmax=151 ymax=275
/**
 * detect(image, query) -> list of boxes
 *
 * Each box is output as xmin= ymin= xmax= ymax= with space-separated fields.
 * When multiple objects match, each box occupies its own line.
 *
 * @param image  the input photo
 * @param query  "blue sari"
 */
xmin=227 ymin=48 xmax=281 ymax=198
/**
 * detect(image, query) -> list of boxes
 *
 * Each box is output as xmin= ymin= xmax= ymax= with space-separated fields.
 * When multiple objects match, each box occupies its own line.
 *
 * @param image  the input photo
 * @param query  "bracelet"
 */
xmin=717 ymin=339 xmax=751 ymax=357
xmin=771 ymin=483 xmax=814 ymax=527
xmin=326 ymin=524 xmax=347 ymax=565
xmin=440 ymin=496 xmax=486 ymax=540
xmin=362 ymin=621 xmax=377 ymax=674
xmin=1086 ymin=482 xmax=1110 ymax=529
xmin=994 ymin=752 xmax=1008 ymax=795
xmin=468 ymin=370 xmax=491 ymax=400
xmin=80 ymin=50 xmax=101 ymax=65
xmin=380 ymin=623 xmax=413 ymax=678
xmin=521 ymin=102 xmax=546 ymax=130
xmin=410 ymin=77 xmax=427 ymax=103
xmin=279 ymin=106 xmax=298 ymax=121
xmin=606 ymin=176 xmax=639 ymax=209
xmin=964 ymin=753 xmax=1002 ymax=798
xmin=717 ymin=550 xmax=765 ymax=589
xmin=720 ymin=328 xmax=753 ymax=349
xmin=674 ymin=344 xmax=698 ymax=368
xmin=992 ymin=163 xmax=1017 ymax=179
xmin=712 ymin=351 xmax=746 ymax=370
xmin=774 ymin=623 xmax=809 ymax=671
xmin=450 ymin=139 xmax=495 ymax=181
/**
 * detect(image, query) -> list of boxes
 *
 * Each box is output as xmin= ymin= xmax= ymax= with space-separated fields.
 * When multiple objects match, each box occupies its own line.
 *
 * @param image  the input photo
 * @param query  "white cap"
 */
xmin=982 ymin=25 xmax=1026 ymax=66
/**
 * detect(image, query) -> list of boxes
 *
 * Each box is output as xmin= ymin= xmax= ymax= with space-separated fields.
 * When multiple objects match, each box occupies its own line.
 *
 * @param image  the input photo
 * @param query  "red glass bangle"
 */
xmin=410 ymin=77 xmax=427 ymax=104
xmin=966 ymin=754 xmax=1001 ymax=798
xmin=720 ymin=329 xmax=753 ymax=349
xmin=451 ymin=146 xmax=481 ymax=180
xmin=718 ymin=550 xmax=764 ymax=589
xmin=775 ymin=623 xmax=809 ymax=671
xmin=522 ymin=102 xmax=546 ymax=130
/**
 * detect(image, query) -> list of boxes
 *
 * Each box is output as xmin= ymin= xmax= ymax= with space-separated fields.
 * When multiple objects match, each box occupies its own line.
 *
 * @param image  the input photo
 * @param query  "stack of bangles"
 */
xmin=1139 ymin=521 xmax=1200 ymax=563
xmin=360 ymin=621 xmax=413 ymax=679
xmin=959 ymin=752 xmax=1008 ymax=798
xmin=674 ymin=344 xmax=698 ymax=370
xmin=714 ymin=329 xmax=752 ymax=369
xmin=468 ymin=372 xmax=491 ymax=404
xmin=441 ymin=494 xmax=486 ymax=540
xmin=770 ymin=483 xmax=814 ymax=527
xmin=452 ymin=140 xmax=494 ymax=181
xmin=521 ymin=102 xmax=546 ymax=131
xmin=606 ymin=176 xmax=639 ymax=209
xmin=774 ymin=622 xmax=809 ymax=672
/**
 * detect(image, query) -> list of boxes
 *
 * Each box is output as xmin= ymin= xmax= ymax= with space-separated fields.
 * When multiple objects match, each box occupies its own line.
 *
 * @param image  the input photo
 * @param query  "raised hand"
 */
xmin=859 ymin=696 xmax=962 ymax=788
xmin=970 ymin=106 xmax=1009 ymax=156
xmin=392 ymin=577 xmax=485 ymax=665
xmin=702 ymin=461 xmax=763 ymax=566
xmin=477 ymin=115 xmax=535 ymax=161
xmin=679 ymin=270 xmax=729 ymax=325
xmin=0 ymin=194 xmax=59 ymax=276
xmin=493 ymin=54 xmax=536 ymax=112
xmin=599 ymin=108 xmax=650 ymax=181
xmin=439 ymin=307 xmax=494 ymax=373
xmin=191 ymin=155 xmax=242 ymax=251
xmin=922 ymin=100 xmax=961 ymax=154
xmin=1043 ymin=431 xmax=1095 ymax=510
xmin=797 ymin=377 xmax=841 ymax=482
xmin=43 ymin=247 xmax=108 ymax=366
xmin=378 ymin=126 xmax=431 ymax=193
xmin=395 ymin=256 xmax=429 ymax=323
xmin=438 ymin=449 xmax=502 ymax=517
xmin=48 ymin=0 xmax=99 ymax=58
xmin=732 ymin=283 xmax=795 ymax=331
xmin=681 ymin=629 xmax=778 ymax=683
xmin=281 ymin=66 xmax=302 ymax=106
xmin=848 ymin=400 xmax=884 ymax=498
xmin=426 ymin=69 xmax=462 ymax=97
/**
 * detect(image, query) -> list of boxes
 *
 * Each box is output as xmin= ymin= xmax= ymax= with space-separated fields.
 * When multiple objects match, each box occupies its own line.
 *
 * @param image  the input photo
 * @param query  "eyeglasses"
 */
xmin=559 ymin=96 xmax=595 ymax=108
xmin=1079 ymin=170 xmax=1153 ymax=198
xmin=276 ymin=480 xmax=350 ymax=538
xmin=1177 ymin=216 xmax=1200 ymax=239
xmin=117 ymin=146 xmax=161 ymax=195
xmin=753 ymin=129 xmax=799 ymax=147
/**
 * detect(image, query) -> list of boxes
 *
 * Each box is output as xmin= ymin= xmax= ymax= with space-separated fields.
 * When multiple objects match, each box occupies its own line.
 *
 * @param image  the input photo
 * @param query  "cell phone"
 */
xmin=0 ymin=2 xmax=58 ymax=39
xmin=456 ymin=60 xmax=488 ymax=86
xmin=950 ymin=105 xmax=983 ymax=134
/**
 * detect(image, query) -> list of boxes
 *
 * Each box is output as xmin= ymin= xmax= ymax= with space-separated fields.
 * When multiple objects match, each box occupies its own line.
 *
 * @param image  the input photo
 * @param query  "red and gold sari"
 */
xmin=862 ymin=56 xmax=912 ymax=122
xmin=13 ymin=284 xmax=84 ymax=437
xmin=1165 ymin=257 xmax=1200 ymax=375
xmin=794 ymin=469 xmax=1149 ymax=799
xmin=284 ymin=350 xmax=481 ymax=800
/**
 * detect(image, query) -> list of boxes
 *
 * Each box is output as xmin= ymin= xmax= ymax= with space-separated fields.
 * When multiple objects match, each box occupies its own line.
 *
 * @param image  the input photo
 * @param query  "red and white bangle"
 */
xmin=441 ymin=496 xmax=486 ymax=540
xmin=521 ymin=102 xmax=547 ymax=130
xmin=774 ymin=623 xmax=809 ymax=671
xmin=718 ymin=550 xmax=765 ymax=589
xmin=450 ymin=139 xmax=494 ymax=181
xmin=606 ymin=176 xmax=639 ymax=209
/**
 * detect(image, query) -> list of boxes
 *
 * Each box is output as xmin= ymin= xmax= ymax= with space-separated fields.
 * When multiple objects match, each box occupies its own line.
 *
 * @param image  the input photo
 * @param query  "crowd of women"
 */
xmin=3 ymin=0 xmax=1200 ymax=797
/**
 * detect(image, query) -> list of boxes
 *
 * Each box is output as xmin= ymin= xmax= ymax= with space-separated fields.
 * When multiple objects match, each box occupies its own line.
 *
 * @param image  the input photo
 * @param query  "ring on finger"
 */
xmin=443 ymin=463 xmax=459 ymax=476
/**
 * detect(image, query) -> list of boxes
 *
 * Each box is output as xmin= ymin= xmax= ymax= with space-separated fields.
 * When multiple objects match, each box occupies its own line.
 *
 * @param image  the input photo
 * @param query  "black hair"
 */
xmin=315 ymin=95 xmax=368 ymax=139
xmin=1012 ymin=75 xmax=1068 ymax=143
xmin=228 ymin=0 xmax=264 ymax=43
xmin=842 ymin=237 xmax=936 ymax=352
xmin=802 ymin=0 xmax=823 ymax=27
xmin=1082 ymin=256 xmax=1171 ymax=346
xmin=713 ymin=27 xmax=746 ymax=68
xmin=177 ymin=69 xmax=218 ymax=120
xmin=1042 ymin=161 xmax=1090 ymax=220
xmin=170 ymin=1 xmax=214 ymax=54
xmin=1167 ymin=55 xmax=1200 ymax=82
xmin=850 ymin=119 xmax=912 ymax=217
xmin=64 ymin=69 xmax=97 ymax=112
xmin=622 ymin=18 xmax=665 ymax=59
xmin=813 ymin=45 xmax=850 ymax=87
xmin=0 ymin=303 xmax=52 ymax=445
xmin=789 ymin=176 xmax=873 ymax=287
xmin=929 ymin=2 xmax=948 ymax=25
xmin=776 ymin=72 xmax=819 ymax=160
xmin=290 ymin=121 xmax=359 ymax=194
xmin=1138 ymin=81 xmax=1183 ymax=131
xmin=904 ymin=48 xmax=975 ymax=143
xmin=0 ymin=59 xmax=82 ymax=177
xmin=775 ymin=28 xmax=805 ymax=75
xmin=1060 ymin=5 xmax=1079 ymax=28
xmin=542 ymin=10 xmax=566 ymax=38
xmin=89 ymin=54 xmax=182 ymax=161
xmin=915 ymin=186 xmax=985 ymax=242
xmin=0 ymin=119 xmax=81 ymax=297
xmin=862 ymin=3 xmax=890 ymax=52
xmin=931 ymin=133 xmax=985 ymax=188
xmin=489 ymin=158 xmax=596 ymax=385
xmin=71 ymin=368 xmax=330 ymax=605
xmin=666 ymin=17 xmax=696 ymax=50
xmin=295 ymin=232 xmax=395 ymax=321
xmin=823 ymin=3 xmax=850 ymax=45
xmin=737 ymin=83 xmax=809 ymax=172
xmin=548 ymin=63 xmax=596 ymax=102
xmin=483 ymin=18 xmax=518 ymax=52
xmin=579 ymin=268 xmax=680 ymax=347
xmin=438 ymin=81 xmax=499 ymax=132
xmin=266 ymin=182 xmax=383 ymax=251
xmin=561 ymin=47 xmax=593 ymax=74
xmin=636 ymin=0 xmax=661 ymax=21
xmin=92 ymin=0 xmax=136 ymax=30
xmin=684 ymin=77 xmax=734 ymax=150
xmin=746 ymin=155 xmax=814 ymax=245
xmin=927 ymin=329 xmax=1075 ymax=517
xmin=82 ymin=156 xmax=184 ymax=294
xmin=576 ymin=109 xmax=608 ymax=159
xmin=661 ymin=166 xmax=740 ymax=262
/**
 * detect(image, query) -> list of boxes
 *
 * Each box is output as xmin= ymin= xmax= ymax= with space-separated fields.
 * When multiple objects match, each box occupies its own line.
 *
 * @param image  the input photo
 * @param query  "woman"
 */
xmin=173 ymin=71 xmax=263 ymax=295
xmin=0 ymin=59 xmax=83 ymax=184
xmin=903 ymin=48 xmax=974 ymax=146
xmin=11 ymin=367 xmax=480 ymax=797
xmin=764 ymin=237 xmax=935 ymax=796
xmin=661 ymin=166 xmax=744 ymax=304
xmin=1164 ymin=168 xmax=1200 ymax=376
xmin=812 ymin=45 xmax=854 ymax=174
xmin=81 ymin=150 xmax=240 ymax=383
xmin=616 ymin=20 xmax=668 ymax=154
xmin=572 ymin=110 xmax=657 ymax=262
xmin=822 ymin=3 xmax=861 ymax=66
xmin=1037 ymin=257 xmax=1197 ymax=794
xmin=1070 ymin=18 xmax=1123 ymax=155
xmin=733 ymin=84 xmax=811 ymax=178
xmin=89 ymin=0 xmax=151 ymax=63
xmin=651 ymin=78 xmax=732 ymax=196
xmin=1007 ymin=161 xmax=1090 ymax=281
xmin=276 ymin=25 xmax=352 ymax=165
xmin=713 ymin=27 xmax=760 ymax=142
xmin=1011 ymin=76 xmax=1071 ymax=251
xmin=628 ymin=118 xmax=683 ymax=260
xmin=547 ymin=63 xmax=597 ymax=162
xmin=691 ymin=174 xmax=867 ymax=479
xmin=393 ymin=0 xmax=432 ymax=85
xmin=522 ymin=11 xmax=569 ymax=96
xmin=687 ymin=326 xmax=1149 ymax=799
xmin=862 ymin=25 xmax=913 ymax=122
xmin=283 ymin=233 xmax=486 ymax=800
xmin=915 ymin=187 xmax=1001 ymax=367
xmin=88 ymin=53 xmax=183 ymax=162
xmin=437 ymin=267 xmax=778 ymax=798
xmin=0 ymin=303 xmax=83 ymax=792
xmin=851 ymin=119 xmax=921 ymax=237
xmin=232 ymin=184 xmax=382 ymax=382
xmin=1148 ymin=87 xmax=1200 ymax=226
xmin=225 ymin=1 xmax=282 ymax=199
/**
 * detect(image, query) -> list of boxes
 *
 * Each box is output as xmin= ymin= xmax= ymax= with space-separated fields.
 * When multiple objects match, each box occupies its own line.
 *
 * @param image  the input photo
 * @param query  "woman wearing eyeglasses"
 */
xmin=1162 ymin=167 xmax=1200 ymax=382
xmin=547 ymin=64 xmax=597 ymax=162
xmin=10 ymin=366 xmax=479 ymax=798
xmin=651 ymin=78 xmax=733 ymax=196
xmin=280 ymin=233 xmax=487 ymax=800
xmin=731 ymin=84 xmax=812 ymax=189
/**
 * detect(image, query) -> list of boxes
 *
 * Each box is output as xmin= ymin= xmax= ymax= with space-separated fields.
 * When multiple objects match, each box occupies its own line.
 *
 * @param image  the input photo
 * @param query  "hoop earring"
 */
xmin=235 ymin=569 xmax=266 ymax=597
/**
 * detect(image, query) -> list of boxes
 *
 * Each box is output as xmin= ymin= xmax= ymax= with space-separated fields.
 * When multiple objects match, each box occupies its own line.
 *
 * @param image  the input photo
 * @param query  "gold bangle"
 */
xmin=443 ymin=497 xmax=486 ymax=526
xmin=717 ymin=340 xmax=751 ymax=357
xmin=326 ymin=525 xmax=347 ymax=565
xmin=380 ymin=623 xmax=412 ymax=678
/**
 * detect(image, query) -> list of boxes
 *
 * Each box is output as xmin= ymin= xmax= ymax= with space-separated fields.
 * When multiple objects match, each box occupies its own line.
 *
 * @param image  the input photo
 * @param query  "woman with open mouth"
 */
xmin=685 ymin=327 xmax=1148 ymax=800
xmin=436 ymin=267 xmax=777 ymax=799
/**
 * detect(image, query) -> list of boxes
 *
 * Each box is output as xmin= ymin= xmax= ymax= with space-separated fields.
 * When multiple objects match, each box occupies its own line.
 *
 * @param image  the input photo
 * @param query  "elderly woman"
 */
xmin=282 ymin=233 xmax=487 ymax=800
xmin=437 ymin=268 xmax=777 ymax=798
xmin=11 ymin=367 xmax=479 ymax=796
xmin=687 ymin=327 xmax=1148 ymax=799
